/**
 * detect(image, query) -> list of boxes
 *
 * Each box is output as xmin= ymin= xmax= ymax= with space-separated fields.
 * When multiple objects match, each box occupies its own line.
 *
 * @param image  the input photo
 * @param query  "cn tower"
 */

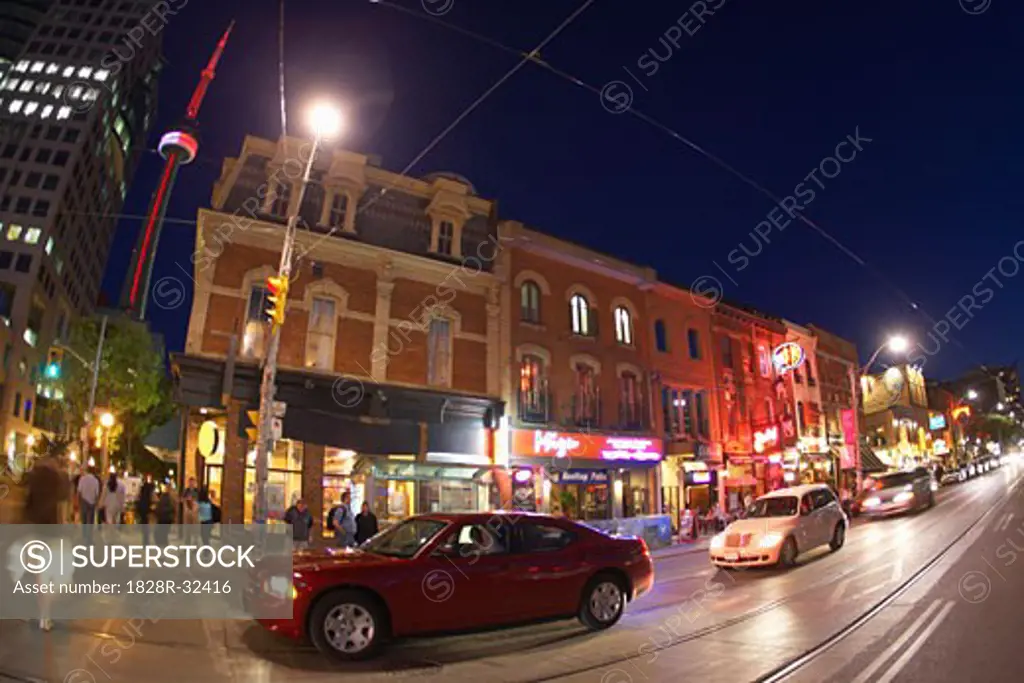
xmin=122 ymin=22 xmax=234 ymax=319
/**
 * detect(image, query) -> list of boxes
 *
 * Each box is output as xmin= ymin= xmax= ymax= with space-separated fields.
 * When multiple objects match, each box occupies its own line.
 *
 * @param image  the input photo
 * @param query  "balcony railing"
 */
xmin=618 ymin=399 xmax=645 ymax=431
xmin=517 ymin=382 xmax=551 ymax=424
xmin=570 ymin=389 xmax=602 ymax=429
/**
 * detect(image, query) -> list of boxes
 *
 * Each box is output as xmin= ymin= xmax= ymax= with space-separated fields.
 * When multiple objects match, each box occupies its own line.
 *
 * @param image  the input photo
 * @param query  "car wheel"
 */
xmin=578 ymin=573 xmax=626 ymax=631
xmin=309 ymin=589 xmax=388 ymax=662
xmin=778 ymin=537 xmax=798 ymax=568
xmin=829 ymin=523 xmax=845 ymax=552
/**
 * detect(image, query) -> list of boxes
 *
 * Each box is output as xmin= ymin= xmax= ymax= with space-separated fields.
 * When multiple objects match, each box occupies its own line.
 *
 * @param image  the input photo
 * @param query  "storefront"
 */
xmin=506 ymin=428 xmax=663 ymax=521
xmin=661 ymin=450 xmax=720 ymax=528
xmin=173 ymin=355 xmax=504 ymax=541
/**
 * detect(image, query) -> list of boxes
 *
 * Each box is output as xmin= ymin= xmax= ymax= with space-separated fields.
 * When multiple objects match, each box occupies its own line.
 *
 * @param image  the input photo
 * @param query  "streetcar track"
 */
xmin=519 ymin=473 xmax=1013 ymax=683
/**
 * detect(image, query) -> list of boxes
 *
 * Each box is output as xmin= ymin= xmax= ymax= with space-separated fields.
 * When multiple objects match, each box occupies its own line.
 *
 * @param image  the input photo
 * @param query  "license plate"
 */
xmin=723 ymin=553 xmax=739 ymax=561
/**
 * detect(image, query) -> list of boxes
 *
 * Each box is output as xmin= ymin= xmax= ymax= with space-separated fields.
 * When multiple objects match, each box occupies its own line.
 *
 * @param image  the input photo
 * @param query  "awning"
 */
xmin=860 ymin=448 xmax=888 ymax=473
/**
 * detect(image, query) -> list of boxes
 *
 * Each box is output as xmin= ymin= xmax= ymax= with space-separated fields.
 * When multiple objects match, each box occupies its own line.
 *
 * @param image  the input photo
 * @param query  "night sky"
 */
xmin=103 ymin=0 xmax=1024 ymax=380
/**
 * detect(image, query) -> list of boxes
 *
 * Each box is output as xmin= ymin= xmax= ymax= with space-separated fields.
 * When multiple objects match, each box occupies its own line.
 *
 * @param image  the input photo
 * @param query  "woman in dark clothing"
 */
xmin=354 ymin=502 xmax=379 ymax=545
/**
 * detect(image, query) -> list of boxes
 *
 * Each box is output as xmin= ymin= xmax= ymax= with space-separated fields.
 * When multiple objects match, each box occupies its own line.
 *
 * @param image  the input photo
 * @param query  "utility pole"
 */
xmin=252 ymin=134 xmax=323 ymax=524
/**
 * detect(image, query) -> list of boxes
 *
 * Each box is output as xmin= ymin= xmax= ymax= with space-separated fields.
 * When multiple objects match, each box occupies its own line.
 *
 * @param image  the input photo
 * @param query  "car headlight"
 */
xmin=262 ymin=576 xmax=293 ymax=599
xmin=863 ymin=496 xmax=881 ymax=508
xmin=893 ymin=491 xmax=914 ymax=504
xmin=710 ymin=533 xmax=726 ymax=549
xmin=758 ymin=533 xmax=784 ymax=548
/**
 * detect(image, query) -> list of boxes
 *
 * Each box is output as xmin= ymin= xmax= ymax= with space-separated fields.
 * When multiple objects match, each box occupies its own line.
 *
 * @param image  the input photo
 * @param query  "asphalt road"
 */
xmin=0 ymin=461 xmax=1020 ymax=683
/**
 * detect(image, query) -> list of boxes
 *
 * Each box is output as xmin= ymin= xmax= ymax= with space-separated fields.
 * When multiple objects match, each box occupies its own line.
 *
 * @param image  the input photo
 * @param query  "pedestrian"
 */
xmin=154 ymin=487 xmax=176 ymax=547
xmin=77 ymin=466 xmax=101 ymax=542
xmin=98 ymin=473 xmax=126 ymax=525
xmin=197 ymin=489 xmax=214 ymax=545
xmin=354 ymin=502 xmax=379 ymax=545
xmin=181 ymin=488 xmax=199 ymax=544
xmin=329 ymin=491 xmax=357 ymax=548
xmin=136 ymin=474 xmax=155 ymax=546
xmin=283 ymin=498 xmax=313 ymax=549
xmin=23 ymin=452 xmax=70 ymax=631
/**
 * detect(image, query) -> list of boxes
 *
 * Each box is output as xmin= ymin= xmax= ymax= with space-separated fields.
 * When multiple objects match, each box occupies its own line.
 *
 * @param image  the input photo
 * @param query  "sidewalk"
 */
xmin=651 ymin=536 xmax=710 ymax=559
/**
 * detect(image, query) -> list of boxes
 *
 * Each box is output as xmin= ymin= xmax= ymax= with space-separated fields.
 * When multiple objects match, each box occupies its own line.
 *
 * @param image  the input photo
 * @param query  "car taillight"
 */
xmin=638 ymin=539 xmax=650 ymax=556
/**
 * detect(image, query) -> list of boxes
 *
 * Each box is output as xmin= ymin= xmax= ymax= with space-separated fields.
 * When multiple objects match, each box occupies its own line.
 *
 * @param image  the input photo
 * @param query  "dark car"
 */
xmin=859 ymin=468 xmax=935 ymax=517
xmin=249 ymin=512 xmax=654 ymax=661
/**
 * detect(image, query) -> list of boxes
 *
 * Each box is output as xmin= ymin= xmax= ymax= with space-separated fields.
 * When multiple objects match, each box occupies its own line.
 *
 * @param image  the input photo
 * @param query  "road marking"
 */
xmin=827 ymin=560 xmax=901 ymax=607
xmin=874 ymin=600 xmax=955 ymax=683
xmin=850 ymin=599 xmax=944 ymax=683
xmin=999 ymin=512 xmax=1014 ymax=532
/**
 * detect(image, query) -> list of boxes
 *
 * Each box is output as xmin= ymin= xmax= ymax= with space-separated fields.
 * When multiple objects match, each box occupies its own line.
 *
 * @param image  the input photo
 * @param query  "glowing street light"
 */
xmin=309 ymin=102 xmax=343 ymax=140
xmin=997 ymin=402 xmax=1005 ymax=410
xmin=862 ymin=333 xmax=911 ymax=376
xmin=967 ymin=389 xmax=979 ymax=400
xmin=99 ymin=412 xmax=115 ymax=429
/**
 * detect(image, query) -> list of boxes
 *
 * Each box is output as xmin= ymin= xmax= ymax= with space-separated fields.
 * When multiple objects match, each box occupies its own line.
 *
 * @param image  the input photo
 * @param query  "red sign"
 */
xmin=511 ymin=429 xmax=663 ymax=463
xmin=753 ymin=426 xmax=779 ymax=453
xmin=772 ymin=342 xmax=805 ymax=374
xmin=840 ymin=409 xmax=857 ymax=445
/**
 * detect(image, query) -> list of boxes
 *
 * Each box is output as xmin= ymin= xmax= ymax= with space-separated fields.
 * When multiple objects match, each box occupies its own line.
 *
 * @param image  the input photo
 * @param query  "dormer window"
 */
xmin=437 ymin=220 xmax=455 ymax=256
xmin=270 ymin=182 xmax=291 ymax=218
xmin=329 ymin=192 xmax=348 ymax=228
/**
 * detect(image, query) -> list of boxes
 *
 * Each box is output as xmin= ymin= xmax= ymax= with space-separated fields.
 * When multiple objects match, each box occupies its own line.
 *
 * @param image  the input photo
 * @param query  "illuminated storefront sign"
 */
xmin=691 ymin=471 xmax=712 ymax=484
xmin=772 ymin=342 xmax=805 ymax=374
xmin=929 ymin=413 xmax=947 ymax=430
xmin=933 ymin=439 xmax=948 ymax=455
xmin=512 ymin=430 xmax=663 ymax=463
xmin=753 ymin=426 xmax=779 ymax=453
xmin=952 ymin=405 xmax=971 ymax=421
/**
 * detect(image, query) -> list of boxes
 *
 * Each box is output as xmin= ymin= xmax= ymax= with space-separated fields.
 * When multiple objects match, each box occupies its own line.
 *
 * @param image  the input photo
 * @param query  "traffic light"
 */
xmin=239 ymin=408 xmax=261 ymax=443
xmin=44 ymin=347 xmax=63 ymax=379
xmin=265 ymin=275 xmax=289 ymax=327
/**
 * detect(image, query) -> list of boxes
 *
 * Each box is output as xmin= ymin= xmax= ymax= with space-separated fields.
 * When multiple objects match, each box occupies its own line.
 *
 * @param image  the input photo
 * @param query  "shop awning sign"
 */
xmin=513 ymin=429 xmax=662 ymax=463
xmin=772 ymin=342 xmax=805 ymax=374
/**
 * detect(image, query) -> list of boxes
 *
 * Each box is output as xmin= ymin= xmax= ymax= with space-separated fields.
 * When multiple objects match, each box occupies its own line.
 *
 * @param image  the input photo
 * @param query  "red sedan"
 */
xmin=250 ymin=511 xmax=654 ymax=661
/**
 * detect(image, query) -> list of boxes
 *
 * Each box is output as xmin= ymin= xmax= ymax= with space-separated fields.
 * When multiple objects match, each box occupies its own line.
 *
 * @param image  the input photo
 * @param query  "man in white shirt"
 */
xmin=77 ymin=468 xmax=100 ymax=542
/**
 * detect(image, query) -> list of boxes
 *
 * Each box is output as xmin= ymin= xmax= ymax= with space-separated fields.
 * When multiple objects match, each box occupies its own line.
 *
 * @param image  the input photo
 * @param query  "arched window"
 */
xmin=520 ymin=281 xmax=541 ymax=323
xmin=620 ymin=371 xmax=641 ymax=427
xmin=654 ymin=319 xmax=667 ymax=352
xmin=518 ymin=354 xmax=547 ymax=422
xmin=570 ymin=293 xmax=590 ymax=336
xmin=614 ymin=306 xmax=633 ymax=345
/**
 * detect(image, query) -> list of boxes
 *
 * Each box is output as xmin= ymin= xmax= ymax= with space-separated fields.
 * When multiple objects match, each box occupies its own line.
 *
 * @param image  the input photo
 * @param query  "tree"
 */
xmin=31 ymin=434 xmax=73 ymax=462
xmin=61 ymin=315 xmax=173 ymax=458
xmin=965 ymin=413 xmax=1023 ymax=452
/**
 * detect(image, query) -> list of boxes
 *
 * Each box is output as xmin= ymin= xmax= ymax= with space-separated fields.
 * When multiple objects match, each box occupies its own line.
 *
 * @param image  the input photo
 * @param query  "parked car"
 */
xmin=708 ymin=484 xmax=847 ymax=569
xmin=859 ymin=467 xmax=935 ymax=517
xmin=248 ymin=512 xmax=654 ymax=661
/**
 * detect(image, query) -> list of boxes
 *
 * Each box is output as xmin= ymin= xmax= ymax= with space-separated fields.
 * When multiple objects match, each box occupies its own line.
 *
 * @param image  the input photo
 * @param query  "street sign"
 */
xmin=272 ymin=401 xmax=287 ymax=418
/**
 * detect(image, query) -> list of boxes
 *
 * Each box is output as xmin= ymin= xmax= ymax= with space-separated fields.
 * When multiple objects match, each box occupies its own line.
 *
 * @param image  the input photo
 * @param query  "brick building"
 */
xmin=808 ymin=324 xmax=860 ymax=489
xmin=497 ymin=221 xmax=663 ymax=526
xmin=172 ymin=136 xmax=503 ymax=539
xmin=710 ymin=301 xmax=791 ymax=509
xmin=646 ymin=282 xmax=720 ymax=526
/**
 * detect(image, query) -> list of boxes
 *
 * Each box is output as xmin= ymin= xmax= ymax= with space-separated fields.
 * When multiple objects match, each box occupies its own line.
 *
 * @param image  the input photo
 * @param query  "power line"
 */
xmin=372 ymin=0 xmax=963 ymax=349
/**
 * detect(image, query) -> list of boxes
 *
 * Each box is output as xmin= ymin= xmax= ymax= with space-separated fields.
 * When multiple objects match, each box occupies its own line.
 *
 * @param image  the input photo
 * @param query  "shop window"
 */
xmin=305 ymin=296 xmax=336 ymax=370
xmin=270 ymin=181 xmax=291 ymax=218
xmin=619 ymin=371 xmax=642 ymax=428
xmin=518 ymin=355 xmax=547 ymax=423
xmin=520 ymin=281 xmax=541 ymax=323
xmin=654 ymin=319 xmax=667 ymax=352
xmin=573 ymin=363 xmax=600 ymax=427
xmin=517 ymin=523 xmax=576 ymax=553
xmin=427 ymin=317 xmax=452 ymax=387
xmin=243 ymin=440 xmax=304 ymax=523
xmin=614 ymin=306 xmax=633 ymax=345
xmin=569 ymin=293 xmax=592 ymax=336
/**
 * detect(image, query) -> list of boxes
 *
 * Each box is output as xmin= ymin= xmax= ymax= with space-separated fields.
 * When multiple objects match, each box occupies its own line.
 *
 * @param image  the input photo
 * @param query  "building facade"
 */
xmin=861 ymin=364 xmax=934 ymax=469
xmin=498 ymin=220 xmax=663 ymax=526
xmin=809 ymin=324 xmax=860 ymax=489
xmin=710 ymin=302 xmax=791 ymax=509
xmin=782 ymin=321 xmax=829 ymax=478
xmin=647 ymin=282 xmax=720 ymax=528
xmin=1 ymin=0 xmax=162 ymax=458
xmin=174 ymin=136 xmax=503 ymax=539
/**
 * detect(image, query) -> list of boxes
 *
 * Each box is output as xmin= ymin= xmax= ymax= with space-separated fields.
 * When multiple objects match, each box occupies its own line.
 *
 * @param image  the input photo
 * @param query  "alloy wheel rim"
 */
xmin=590 ymin=582 xmax=622 ymax=623
xmin=323 ymin=603 xmax=375 ymax=653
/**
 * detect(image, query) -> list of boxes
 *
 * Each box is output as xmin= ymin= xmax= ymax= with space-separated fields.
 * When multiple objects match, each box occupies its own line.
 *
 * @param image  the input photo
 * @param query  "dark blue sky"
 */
xmin=104 ymin=0 xmax=1024 ymax=379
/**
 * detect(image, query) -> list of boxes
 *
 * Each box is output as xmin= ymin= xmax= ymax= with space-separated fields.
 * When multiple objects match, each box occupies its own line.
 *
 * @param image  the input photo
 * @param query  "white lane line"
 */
xmin=999 ymin=513 xmax=1015 ymax=532
xmin=850 ymin=599 xmax=944 ymax=683
xmin=875 ymin=600 xmax=955 ymax=683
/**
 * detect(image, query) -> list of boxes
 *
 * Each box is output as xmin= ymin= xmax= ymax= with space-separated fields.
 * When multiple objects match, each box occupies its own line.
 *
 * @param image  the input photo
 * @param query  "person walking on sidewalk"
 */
xmin=23 ymin=453 xmax=70 ymax=631
xmin=154 ymin=488 xmax=176 ymax=547
xmin=181 ymin=488 xmax=199 ymax=544
xmin=355 ymin=502 xmax=378 ymax=545
xmin=197 ymin=489 xmax=214 ymax=545
xmin=329 ymin=491 xmax=357 ymax=548
xmin=136 ymin=474 xmax=155 ymax=546
xmin=284 ymin=499 xmax=313 ymax=550
xmin=99 ymin=473 xmax=126 ymax=525
xmin=77 ymin=466 xmax=100 ymax=541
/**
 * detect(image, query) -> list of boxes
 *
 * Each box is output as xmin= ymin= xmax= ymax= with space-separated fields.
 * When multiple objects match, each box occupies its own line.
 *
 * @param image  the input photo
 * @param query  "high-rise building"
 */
xmin=0 ymin=1 xmax=163 ymax=456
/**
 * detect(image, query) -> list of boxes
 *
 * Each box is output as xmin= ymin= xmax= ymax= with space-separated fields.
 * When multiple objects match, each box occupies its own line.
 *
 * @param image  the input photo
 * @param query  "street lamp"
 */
xmin=862 ymin=334 xmax=910 ymax=376
xmin=967 ymin=389 xmax=979 ymax=400
xmin=253 ymin=101 xmax=343 ymax=525
xmin=99 ymin=412 xmax=115 ymax=429
xmin=997 ymin=402 xmax=1005 ymax=410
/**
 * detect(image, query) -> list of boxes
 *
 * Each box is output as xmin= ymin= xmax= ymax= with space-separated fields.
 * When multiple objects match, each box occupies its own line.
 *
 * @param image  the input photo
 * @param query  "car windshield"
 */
xmin=747 ymin=496 xmax=798 ymax=518
xmin=874 ymin=472 xmax=920 ymax=489
xmin=361 ymin=519 xmax=448 ymax=558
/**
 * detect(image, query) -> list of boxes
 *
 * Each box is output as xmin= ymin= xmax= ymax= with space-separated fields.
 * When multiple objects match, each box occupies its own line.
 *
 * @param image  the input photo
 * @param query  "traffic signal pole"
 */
xmin=252 ymin=134 xmax=323 ymax=525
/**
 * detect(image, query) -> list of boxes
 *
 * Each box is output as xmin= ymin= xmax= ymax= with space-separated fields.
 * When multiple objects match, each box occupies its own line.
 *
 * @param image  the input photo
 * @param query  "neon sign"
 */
xmin=600 ymin=437 xmax=661 ymax=462
xmin=952 ymin=405 xmax=971 ymax=421
xmin=753 ymin=426 xmax=779 ymax=453
xmin=772 ymin=342 xmax=805 ymax=374
xmin=533 ymin=431 xmax=580 ymax=458
xmin=691 ymin=471 xmax=712 ymax=484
